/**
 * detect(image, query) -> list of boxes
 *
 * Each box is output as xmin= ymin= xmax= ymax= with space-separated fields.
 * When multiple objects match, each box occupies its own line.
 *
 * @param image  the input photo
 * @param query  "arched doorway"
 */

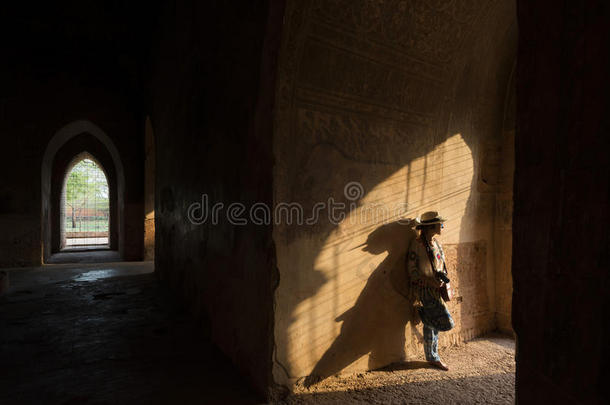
xmin=60 ymin=153 xmax=110 ymax=249
xmin=42 ymin=120 xmax=125 ymax=262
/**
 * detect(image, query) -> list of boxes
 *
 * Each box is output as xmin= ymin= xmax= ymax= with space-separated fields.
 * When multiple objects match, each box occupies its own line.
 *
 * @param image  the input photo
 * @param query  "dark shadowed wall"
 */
xmin=144 ymin=117 xmax=156 ymax=261
xmin=514 ymin=1 xmax=609 ymax=403
xmin=149 ymin=0 xmax=285 ymax=399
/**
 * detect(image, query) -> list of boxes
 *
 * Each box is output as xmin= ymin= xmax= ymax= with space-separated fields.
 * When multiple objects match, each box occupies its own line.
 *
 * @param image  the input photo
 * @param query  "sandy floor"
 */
xmin=281 ymin=335 xmax=515 ymax=404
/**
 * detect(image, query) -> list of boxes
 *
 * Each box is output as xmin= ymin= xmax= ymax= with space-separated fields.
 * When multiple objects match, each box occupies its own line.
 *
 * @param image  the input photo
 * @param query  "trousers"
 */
xmin=417 ymin=288 xmax=454 ymax=362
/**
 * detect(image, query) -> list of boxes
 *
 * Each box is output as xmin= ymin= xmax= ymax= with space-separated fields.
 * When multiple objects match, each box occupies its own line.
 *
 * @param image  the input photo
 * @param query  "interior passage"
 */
xmin=0 ymin=0 xmax=606 ymax=403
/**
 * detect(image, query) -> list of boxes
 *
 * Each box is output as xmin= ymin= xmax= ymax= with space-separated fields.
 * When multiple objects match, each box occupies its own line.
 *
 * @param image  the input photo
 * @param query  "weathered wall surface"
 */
xmin=495 ymin=68 xmax=515 ymax=334
xmin=149 ymin=0 xmax=285 ymax=399
xmin=514 ymin=1 xmax=609 ymax=403
xmin=272 ymin=0 xmax=517 ymax=387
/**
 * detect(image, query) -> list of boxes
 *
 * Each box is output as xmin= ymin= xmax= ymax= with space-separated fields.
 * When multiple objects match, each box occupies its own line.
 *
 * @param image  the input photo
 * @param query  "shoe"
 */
xmin=429 ymin=360 xmax=449 ymax=371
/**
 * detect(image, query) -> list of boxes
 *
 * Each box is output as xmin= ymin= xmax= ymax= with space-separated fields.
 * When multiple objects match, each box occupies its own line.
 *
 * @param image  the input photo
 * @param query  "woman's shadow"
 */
xmin=303 ymin=219 xmax=429 ymax=387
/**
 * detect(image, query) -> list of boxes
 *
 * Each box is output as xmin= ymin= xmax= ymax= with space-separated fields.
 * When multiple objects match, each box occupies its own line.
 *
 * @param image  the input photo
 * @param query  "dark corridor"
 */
xmin=0 ymin=1 xmax=608 ymax=404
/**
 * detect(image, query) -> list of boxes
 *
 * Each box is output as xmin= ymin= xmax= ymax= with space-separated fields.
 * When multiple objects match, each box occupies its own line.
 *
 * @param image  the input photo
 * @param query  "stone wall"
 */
xmin=495 ymin=67 xmax=515 ymax=334
xmin=149 ymin=0 xmax=285 ymax=399
xmin=272 ymin=0 xmax=517 ymax=388
xmin=514 ymin=1 xmax=609 ymax=403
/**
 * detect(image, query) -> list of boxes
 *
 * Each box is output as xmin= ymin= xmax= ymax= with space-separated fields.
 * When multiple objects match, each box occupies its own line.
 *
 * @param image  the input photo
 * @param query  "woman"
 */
xmin=406 ymin=211 xmax=454 ymax=370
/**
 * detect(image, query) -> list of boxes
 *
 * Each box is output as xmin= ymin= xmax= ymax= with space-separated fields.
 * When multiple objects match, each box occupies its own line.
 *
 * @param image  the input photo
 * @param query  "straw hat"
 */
xmin=414 ymin=211 xmax=446 ymax=226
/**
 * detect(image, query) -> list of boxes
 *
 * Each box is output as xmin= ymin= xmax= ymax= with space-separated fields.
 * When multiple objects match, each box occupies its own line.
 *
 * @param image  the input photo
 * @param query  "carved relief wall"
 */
xmin=273 ymin=0 xmax=517 ymax=388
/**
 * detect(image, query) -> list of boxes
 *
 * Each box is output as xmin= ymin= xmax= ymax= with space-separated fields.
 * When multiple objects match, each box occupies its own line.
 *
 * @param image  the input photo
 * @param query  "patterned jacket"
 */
xmin=406 ymin=236 xmax=445 ymax=303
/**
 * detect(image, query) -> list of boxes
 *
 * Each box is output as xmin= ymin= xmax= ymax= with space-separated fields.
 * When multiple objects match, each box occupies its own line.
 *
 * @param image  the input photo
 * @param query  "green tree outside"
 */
xmin=65 ymin=159 xmax=109 ymax=232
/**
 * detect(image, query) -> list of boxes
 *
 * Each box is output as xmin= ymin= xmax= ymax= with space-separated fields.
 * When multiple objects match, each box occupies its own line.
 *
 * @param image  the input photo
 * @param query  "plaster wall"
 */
xmin=272 ymin=0 xmax=517 ymax=387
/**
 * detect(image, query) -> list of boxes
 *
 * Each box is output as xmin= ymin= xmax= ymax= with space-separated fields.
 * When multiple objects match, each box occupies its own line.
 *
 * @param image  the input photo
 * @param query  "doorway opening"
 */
xmin=60 ymin=154 xmax=110 ymax=250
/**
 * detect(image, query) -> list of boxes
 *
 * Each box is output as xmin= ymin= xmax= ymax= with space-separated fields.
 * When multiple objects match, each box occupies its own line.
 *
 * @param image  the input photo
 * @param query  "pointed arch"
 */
xmin=41 ymin=120 xmax=125 ymax=262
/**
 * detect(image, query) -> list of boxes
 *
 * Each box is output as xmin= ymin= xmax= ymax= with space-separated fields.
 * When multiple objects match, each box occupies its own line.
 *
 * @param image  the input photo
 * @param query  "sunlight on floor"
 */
xmin=287 ymin=334 xmax=515 ymax=404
